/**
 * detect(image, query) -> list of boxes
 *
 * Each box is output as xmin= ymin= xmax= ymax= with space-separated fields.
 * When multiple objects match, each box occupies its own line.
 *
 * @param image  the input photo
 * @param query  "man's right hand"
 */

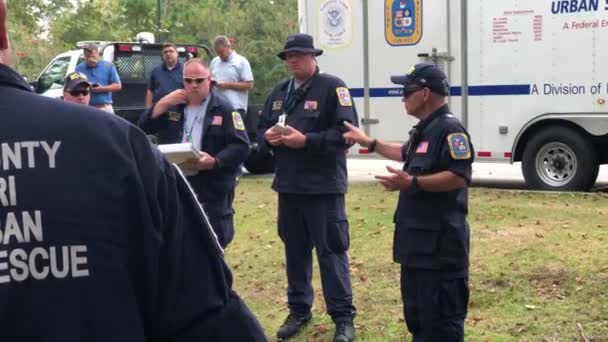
xmin=343 ymin=121 xmax=374 ymax=147
xmin=264 ymin=128 xmax=283 ymax=146
xmin=152 ymin=89 xmax=188 ymax=118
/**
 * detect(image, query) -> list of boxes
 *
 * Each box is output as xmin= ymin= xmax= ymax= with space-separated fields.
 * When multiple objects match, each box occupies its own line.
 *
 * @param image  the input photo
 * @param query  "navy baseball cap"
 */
xmin=277 ymin=33 xmax=323 ymax=60
xmin=391 ymin=63 xmax=450 ymax=96
xmin=64 ymin=72 xmax=90 ymax=91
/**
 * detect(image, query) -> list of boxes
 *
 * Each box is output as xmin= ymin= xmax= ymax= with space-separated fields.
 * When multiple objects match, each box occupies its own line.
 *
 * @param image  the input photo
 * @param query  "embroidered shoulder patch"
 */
xmin=336 ymin=87 xmax=353 ymax=106
xmin=272 ymin=100 xmax=283 ymax=111
xmin=447 ymin=133 xmax=471 ymax=160
xmin=168 ymin=111 xmax=181 ymax=122
xmin=232 ymin=111 xmax=245 ymax=131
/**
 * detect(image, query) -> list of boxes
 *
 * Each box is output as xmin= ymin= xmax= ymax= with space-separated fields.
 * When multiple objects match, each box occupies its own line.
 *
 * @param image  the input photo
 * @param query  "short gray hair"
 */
xmin=213 ymin=35 xmax=231 ymax=48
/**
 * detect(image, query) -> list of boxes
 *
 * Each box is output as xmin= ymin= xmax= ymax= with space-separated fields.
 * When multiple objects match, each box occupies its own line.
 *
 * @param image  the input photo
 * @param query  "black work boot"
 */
xmin=333 ymin=320 xmax=355 ymax=342
xmin=276 ymin=312 xmax=312 ymax=340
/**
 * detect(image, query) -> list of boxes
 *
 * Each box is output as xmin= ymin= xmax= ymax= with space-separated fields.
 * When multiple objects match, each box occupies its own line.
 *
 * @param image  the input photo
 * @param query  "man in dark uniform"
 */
xmin=257 ymin=33 xmax=357 ymax=342
xmin=145 ymin=43 xmax=184 ymax=108
xmin=344 ymin=63 xmax=474 ymax=341
xmin=138 ymin=58 xmax=249 ymax=249
xmin=0 ymin=2 xmax=265 ymax=340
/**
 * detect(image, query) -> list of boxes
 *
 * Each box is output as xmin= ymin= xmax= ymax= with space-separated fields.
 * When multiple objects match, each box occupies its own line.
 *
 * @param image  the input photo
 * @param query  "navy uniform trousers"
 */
xmin=400 ymin=268 xmax=469 ymax=341
xmin=278 ymin=193 xmax=355 ymax=322
xmin=199 ymin=189 xmax=234 ymax=249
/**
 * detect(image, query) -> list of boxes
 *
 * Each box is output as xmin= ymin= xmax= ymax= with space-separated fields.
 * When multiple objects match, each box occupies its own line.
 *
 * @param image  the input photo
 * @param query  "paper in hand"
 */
xmin=157 ymin=142 xmax=201 ymax=164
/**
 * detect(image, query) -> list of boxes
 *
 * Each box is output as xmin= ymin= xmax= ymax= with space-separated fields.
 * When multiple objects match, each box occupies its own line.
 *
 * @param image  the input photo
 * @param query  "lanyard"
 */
xmin=282 ymin=68 xmax=318 ymax=115
xmin=283 ymin=78 xmax=295 ymax=112
xmin=183 ymin=105 xmax=205 ymax=143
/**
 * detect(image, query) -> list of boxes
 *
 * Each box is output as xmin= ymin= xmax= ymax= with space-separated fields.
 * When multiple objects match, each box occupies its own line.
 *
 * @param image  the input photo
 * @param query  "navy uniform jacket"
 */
xmin=393 ymin=104 xmax=474 ymax=273
xmin=138 ymin=93 xmax=249 ymax=202
xmin=257 ymin=72 xmax=358 ymax=194
xmin=0 ymin=64 xmax=265 ymax=341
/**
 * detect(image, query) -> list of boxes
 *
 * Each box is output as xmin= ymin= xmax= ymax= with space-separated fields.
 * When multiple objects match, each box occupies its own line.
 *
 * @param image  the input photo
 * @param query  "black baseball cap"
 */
xmin=390 ymin=63 xmax=450 ymax=96
xmin=64 ymin=72 xmax=90 ymax=91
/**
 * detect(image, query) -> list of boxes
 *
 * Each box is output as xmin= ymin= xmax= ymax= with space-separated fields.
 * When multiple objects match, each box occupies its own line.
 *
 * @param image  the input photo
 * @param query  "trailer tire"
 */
xmin=522 ymin=126 xmax=598 ymax=191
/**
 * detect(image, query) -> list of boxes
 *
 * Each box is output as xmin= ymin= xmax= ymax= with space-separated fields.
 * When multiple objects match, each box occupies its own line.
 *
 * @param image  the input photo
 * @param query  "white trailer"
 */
xmin=298 ymin=0 xmax=608 ymax=191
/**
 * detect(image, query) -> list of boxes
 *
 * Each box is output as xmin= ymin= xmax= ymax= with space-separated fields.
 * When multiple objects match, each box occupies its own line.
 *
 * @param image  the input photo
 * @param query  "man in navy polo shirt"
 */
xmin=146 ymin=43 xmax=184 ymax=108
xmin=75 ymin=43 xmax=122 ymax=113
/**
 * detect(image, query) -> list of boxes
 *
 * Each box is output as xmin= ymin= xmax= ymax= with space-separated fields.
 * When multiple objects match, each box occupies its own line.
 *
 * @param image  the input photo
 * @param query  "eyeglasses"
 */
xmin=68 ymin=89 xmax=90 ymax=96
xmin=183 ymin=77 xmax=208 ymax=84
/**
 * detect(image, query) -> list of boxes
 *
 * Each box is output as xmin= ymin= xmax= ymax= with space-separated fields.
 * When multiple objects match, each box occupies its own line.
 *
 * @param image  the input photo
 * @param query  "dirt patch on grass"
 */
xmin=525 ymin=267 xmax=572 ymax=300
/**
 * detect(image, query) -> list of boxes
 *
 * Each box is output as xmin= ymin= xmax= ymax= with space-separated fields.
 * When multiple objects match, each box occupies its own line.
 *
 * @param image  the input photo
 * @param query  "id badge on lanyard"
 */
xmin=278 ymin=113 xmax=287 ymax=126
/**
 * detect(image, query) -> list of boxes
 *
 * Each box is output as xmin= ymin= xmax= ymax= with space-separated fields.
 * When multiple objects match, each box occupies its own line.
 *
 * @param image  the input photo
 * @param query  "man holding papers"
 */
xmin=139 ymin=58 xmax=250 ymax=248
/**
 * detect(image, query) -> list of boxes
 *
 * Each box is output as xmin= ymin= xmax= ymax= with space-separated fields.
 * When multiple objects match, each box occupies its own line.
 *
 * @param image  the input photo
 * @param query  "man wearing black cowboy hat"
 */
xmin=257 ymin=33 xmax=358 ymax=342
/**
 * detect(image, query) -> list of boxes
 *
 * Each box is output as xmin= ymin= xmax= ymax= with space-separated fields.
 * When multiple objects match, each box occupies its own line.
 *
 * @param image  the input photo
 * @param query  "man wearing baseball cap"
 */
xmin=62 ymin=71 xmax=91 ymax=105
xmin=344 ymin=62 xmax=474 ymax=341
xmin=75 ymin=42 xmax=121 ymax=113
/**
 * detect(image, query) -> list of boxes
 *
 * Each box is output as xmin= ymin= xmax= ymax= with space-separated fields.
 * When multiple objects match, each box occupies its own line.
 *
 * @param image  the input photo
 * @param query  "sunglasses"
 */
xmin=68 ymin=89 xmax=90 ymax=96
xmin=183 ymin=77 xmax=208 ymax=84
xmin=402 ymin=86 xmax=424 ymax=98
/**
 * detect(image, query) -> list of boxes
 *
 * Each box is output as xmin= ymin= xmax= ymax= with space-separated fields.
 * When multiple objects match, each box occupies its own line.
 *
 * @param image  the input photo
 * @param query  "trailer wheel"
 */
xmin=522 ymin=126 xmax=598 ymax=191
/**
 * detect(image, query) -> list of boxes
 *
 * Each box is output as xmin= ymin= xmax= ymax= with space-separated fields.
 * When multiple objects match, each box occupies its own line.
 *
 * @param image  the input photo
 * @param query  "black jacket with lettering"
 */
xmin=0 ymin=64 xmax=265 ymax=342
xmin=257 ymin=72 xmax=358 ymax=194
xmin=393 ymin=105 xmax=474 ymax=273
xmin=138 ymin=93 xmax=249 ymax=202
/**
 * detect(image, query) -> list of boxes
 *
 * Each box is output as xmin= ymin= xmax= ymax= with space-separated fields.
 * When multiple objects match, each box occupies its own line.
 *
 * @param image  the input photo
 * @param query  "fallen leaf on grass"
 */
xmin=525 ymin=304 xmax=537 ymax=310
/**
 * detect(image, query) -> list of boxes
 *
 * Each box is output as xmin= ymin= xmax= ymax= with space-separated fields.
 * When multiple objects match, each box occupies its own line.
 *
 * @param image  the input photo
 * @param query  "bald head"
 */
xmin=0 ymin=0 xmax=10 ymax=65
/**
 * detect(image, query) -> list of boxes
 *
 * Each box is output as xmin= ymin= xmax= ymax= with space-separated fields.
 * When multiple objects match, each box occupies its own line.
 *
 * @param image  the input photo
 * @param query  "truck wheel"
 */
xmin=244 ymin=146 xmax=275 ymax=174
xmin=522 ymin=126 xmax=598 ymax=191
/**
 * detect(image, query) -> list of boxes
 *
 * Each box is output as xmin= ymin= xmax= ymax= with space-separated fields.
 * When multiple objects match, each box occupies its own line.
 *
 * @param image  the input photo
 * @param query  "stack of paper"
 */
xmin=157 ymin=143 xmax=201 ymax=164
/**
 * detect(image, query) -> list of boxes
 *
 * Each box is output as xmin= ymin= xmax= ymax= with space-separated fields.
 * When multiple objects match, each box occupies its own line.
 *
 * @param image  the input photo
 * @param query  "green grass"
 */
xmin=227 ymin=179 xmax=608 ymax=341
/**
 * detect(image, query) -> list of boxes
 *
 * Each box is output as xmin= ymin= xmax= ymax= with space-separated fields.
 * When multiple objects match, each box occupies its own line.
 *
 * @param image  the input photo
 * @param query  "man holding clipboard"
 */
xmin=139 ymin=58 xmax=250 ymax=248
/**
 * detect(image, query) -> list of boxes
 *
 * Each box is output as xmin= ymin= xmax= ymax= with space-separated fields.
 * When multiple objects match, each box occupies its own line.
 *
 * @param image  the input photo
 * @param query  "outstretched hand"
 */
xmin=375 ymin=165 xmax=412 ymax=191
xmin=343 ymin=122 xmax=373 ymax=147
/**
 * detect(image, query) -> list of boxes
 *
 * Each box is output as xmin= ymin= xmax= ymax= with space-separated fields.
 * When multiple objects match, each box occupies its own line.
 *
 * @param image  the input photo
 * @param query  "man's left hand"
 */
xmin=375 ymin=165 xmax=412 ymax=191
xmin=187 ymin=152 xmax=217 ymax=171
xmin=282 ymin=125 xmax=307 ymax=149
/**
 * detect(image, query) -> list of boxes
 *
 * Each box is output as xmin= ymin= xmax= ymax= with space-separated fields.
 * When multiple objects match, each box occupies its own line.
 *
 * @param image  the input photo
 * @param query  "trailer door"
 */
xmin=364 ymin=0 xmax=452 ymax=142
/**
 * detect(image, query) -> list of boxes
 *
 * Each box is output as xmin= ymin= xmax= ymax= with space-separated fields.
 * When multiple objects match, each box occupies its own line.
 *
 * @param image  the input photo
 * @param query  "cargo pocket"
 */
xmin=395 ymin=219 xmax=441 ymax=266
xmin=438 ymin=278 xmax=469 ymax=319
xmin=326 ymin=219 xmax=350 ymax=254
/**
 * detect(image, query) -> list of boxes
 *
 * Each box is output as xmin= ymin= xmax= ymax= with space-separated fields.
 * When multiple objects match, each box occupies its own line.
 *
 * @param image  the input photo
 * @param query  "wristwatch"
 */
xmin=410 ymin=175 xmax=418 ymax=190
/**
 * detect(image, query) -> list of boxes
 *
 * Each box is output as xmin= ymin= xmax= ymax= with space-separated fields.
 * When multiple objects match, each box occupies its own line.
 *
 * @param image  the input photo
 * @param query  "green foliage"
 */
xmin=9 ymin=0 xmax=297 ymax=102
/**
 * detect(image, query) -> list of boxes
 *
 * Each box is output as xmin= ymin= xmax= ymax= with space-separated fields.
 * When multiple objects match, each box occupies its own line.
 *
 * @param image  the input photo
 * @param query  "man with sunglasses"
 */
xmin=139 ymin=58 xmax=250 ymax=249
xmin=0 ymin=1 xmax=265 ymax=341
xmin=62 ymin=71 xmax=91 ymax=105
xmin=343 ymin=63 xmax=474 ymax=341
